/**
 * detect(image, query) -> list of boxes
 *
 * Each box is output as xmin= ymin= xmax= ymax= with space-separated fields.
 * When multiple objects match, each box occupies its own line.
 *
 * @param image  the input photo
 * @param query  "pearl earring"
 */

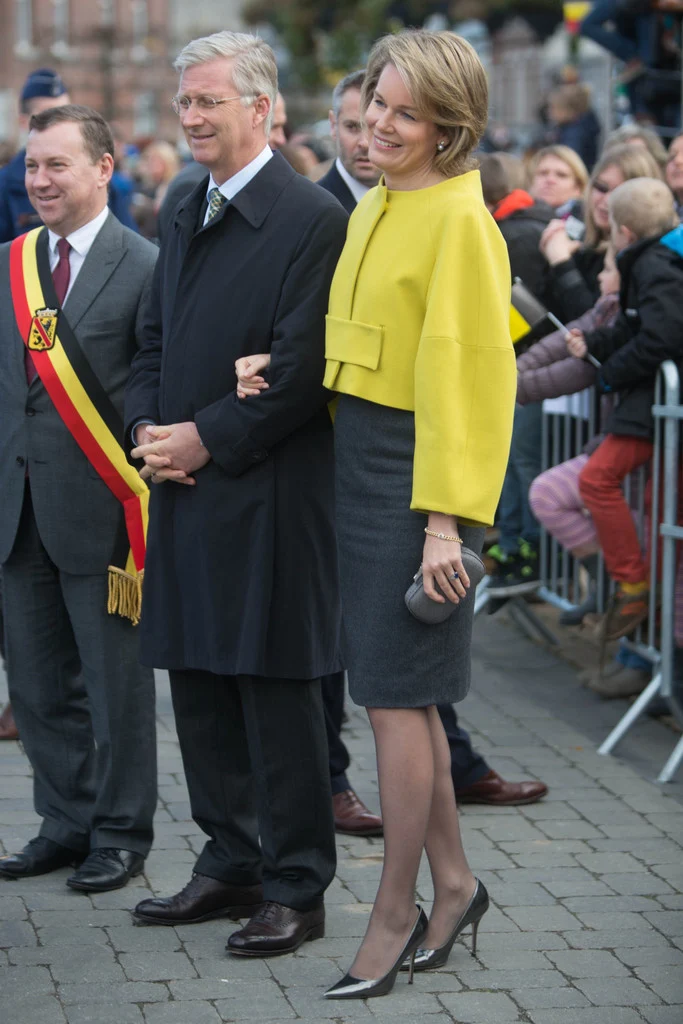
xmin=437 ymin=141 xmax=447 ymax=152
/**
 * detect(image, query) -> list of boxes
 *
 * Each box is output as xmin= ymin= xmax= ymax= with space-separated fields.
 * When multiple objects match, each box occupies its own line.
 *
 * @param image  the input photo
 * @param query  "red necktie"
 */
xmin=26 ymin=237 xmax=71 ymax=385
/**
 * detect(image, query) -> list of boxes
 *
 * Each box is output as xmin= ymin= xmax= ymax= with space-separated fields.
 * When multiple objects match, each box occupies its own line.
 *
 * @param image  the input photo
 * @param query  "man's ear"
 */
xmin=253 ymin=94 xmax=271 ymax=129
xmin=328 ymin=110 xmax=337 ymax=141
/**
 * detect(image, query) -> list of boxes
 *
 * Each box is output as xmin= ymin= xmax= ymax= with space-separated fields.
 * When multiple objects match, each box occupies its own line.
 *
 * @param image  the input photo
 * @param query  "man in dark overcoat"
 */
xmin=124 ymin=31 xmax=347 ymax=957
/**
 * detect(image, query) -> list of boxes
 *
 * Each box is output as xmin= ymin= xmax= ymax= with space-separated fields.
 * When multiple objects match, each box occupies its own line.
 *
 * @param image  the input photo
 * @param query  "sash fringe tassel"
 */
xmin=108 ymin=566 xmax=144 ymax=626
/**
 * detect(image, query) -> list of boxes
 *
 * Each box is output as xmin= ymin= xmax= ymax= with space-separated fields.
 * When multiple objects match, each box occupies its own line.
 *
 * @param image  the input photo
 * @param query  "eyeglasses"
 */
xmin=592 ymin=180 xmax=612 ymax=195
xmin=171 ymin=94 xmax=247 ymax=115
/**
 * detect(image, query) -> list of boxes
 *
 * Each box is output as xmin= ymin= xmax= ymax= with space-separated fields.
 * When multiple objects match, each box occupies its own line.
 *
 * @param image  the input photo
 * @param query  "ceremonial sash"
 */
xmin=9 ymin=226 xmax=148 ymax=625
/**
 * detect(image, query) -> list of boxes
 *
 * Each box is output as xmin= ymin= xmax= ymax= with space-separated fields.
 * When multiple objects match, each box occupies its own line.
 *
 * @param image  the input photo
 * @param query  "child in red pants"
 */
xmin=567 ymin=177 xmax=683 ymax=642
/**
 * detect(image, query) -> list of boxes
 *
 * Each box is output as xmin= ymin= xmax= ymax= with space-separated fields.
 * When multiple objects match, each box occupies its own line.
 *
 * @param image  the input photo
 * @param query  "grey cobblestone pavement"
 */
xmin=1 ymin=613 xmax=682 ymax=1024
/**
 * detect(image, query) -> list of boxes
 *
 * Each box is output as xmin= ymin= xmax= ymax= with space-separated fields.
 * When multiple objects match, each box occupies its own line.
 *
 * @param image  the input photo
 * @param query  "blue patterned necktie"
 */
xmin=206 ymin=187 xmax=227 ymax=222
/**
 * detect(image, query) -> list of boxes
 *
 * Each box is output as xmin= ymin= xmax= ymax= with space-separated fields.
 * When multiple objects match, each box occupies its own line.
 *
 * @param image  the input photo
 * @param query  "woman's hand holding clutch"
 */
xmin=421 ymin=513 xmax=469 ymax=605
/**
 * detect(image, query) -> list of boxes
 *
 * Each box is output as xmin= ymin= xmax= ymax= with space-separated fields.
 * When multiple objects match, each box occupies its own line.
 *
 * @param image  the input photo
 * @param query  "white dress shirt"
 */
xmin=334 ymin=157 xmax=370 ymax=206
xmin=203 ymin=145 xmax=273 ymax=225
xmin=47 ymin=204 xmax=110 ymax=303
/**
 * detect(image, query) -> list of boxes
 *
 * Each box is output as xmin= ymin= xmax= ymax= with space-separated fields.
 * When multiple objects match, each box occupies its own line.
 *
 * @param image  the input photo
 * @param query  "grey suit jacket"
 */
xmin=0 ymin=213 xmax=158 ymax=573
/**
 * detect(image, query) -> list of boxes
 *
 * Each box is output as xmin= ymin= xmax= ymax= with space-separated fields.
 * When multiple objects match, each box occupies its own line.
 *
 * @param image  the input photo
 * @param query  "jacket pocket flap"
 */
xmin=325 ymin=316 xmax=383 ymax=371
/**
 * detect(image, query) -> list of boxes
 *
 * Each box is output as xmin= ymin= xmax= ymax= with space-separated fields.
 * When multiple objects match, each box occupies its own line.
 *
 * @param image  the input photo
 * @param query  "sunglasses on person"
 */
xmin=591 ymin=180 xmax=612 ymax=194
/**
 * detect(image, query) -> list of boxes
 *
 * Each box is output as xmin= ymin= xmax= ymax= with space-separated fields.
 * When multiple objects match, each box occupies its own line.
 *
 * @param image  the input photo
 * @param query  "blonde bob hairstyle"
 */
xmin=583 ymin=143 xmax=663 ymax=248
xmin=360 ymin=29 xmax=488 ymax=178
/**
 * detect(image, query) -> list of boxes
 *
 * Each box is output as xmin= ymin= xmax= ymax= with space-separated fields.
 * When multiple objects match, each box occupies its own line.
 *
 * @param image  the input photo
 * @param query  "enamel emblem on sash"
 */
xmin=28 ymin=307 xmax=59 ymax=351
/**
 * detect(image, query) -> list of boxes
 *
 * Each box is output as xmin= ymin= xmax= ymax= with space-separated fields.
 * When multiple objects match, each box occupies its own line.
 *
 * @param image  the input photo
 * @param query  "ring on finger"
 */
xmin=449 ymin=571 xmax=459 ymax=580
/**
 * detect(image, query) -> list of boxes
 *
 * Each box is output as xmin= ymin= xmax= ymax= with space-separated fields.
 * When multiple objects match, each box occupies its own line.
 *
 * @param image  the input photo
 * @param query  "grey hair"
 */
xmin=174 ymin=31 xmax=278 ymax=135
xmin=332 ymin=70 xmax=366 ymax=117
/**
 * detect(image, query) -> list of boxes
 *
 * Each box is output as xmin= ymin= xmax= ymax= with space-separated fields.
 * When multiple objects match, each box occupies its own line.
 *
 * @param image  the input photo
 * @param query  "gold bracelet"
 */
xmin=424 ymin=528 xmax=463 ymax=543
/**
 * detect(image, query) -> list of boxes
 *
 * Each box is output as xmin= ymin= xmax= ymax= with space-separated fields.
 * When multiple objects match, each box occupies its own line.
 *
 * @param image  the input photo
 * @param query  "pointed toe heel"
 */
xmin=401 ymin=878 xmax=489 ymax=973
xmin=324 ymin=905 xmax=428 ymax=999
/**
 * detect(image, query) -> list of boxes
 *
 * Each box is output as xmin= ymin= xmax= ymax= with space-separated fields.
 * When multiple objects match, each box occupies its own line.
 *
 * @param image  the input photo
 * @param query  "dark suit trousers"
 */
xmin=438 ymin=703 xmax=490 ymax=789
xmin=169 ymin=669 xmax=336 ymax=911
xmin=2 ymin=487 xmax=157 ymax=855
xmin=322 ymin=672 xmax=351 ymax=794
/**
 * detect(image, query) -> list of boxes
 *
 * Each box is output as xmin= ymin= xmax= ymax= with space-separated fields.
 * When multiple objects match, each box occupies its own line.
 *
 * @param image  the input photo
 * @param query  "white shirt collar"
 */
xmin=335 ymin=157 xmax=370 ymax=205
xmin=48 ymin=205 xmax=109 ymax=257
xmin=206 ymin=145 xmax=273 ymax=205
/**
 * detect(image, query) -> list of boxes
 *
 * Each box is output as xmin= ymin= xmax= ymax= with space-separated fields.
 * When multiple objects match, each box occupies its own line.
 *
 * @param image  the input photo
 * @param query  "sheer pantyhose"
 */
xmin=349 ymin=704 xmax=477 ymax=981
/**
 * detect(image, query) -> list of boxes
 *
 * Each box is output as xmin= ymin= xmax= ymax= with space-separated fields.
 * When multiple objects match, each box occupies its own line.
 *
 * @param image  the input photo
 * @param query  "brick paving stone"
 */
xmin=105 ymin=925 xmax=183 ymax=952
xmin=57 ymin=982 xmax=170 ymax=1004
xmin=504 ymin=906 xmax=582 ymax=931
xmin=0 ymin=919 xmax=37 ymax=946
xmin=0 ymin=893 xmax=28 ymax=918
xmin=614 ymin=946 xmax=683 ymax=968
xmin=455 ymin=967 xmax=566 ymax=990
xmin=119 ymin=951 xmax=198 ymax=981
xmin=574 ymin=911 xmax=657 ymax=932
xmin=206 ymin=978 xmax=295 ymax=1018
xmin=561 ymin=895 xmax=662 ymax=914
xmin=545 ymin=949 xmax=631 ymax=977
xmin=639 ymin=1008 xmax=683 ymax=1024
xmin=437 ymin=990 xmax=521 ymax=1021
xmin=35 ymin=926 xmax=111 ymax=948
xmin=0 ymin=964 xmax=56 ymax=995
xmin=191 ymin=956 xmax=273 ymax=980
xmin=528 ymin=1010 xmax=646 ymax=1024
xmin=0 ymin=995 xmax=67 ymax=1024
xmin=634 ymin=965 xmax=683 ymax=1002
xmin=64 ymin=1005 xmax=144 ymax=1024
xmin=564 ymin=929 xmax=671 ymax=949
xmin=574 ymin=976 xmax=662 ymax=1005
xmin=46 ymin=950 xmax=126 ymax=984
xmin=576 ymin=852 xmax=645 ymax=873
xmin=508 ymin=986 xmax=590 ymax=1009
xmin=644 ymin=912 xmax=683 ymax=936
xmin=142 ymin=1003 xmax=222 ymax=1024
xmin=488 ymin=882 xmax=556 ymax=906
xmin=601 ymin=874 xmax=675 ymax=896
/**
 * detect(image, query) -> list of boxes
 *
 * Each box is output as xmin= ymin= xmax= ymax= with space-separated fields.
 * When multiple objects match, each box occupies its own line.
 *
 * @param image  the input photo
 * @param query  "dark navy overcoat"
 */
xmin=125 ymin=152 xmax=348 ymax=678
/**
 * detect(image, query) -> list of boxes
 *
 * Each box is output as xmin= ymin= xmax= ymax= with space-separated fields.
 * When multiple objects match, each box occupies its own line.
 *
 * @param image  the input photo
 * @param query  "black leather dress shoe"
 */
xmin=66 ymin=848 xmax=144 ymax=892
xmin=227 ymin=901 xmax=325 ymax=957
xmin=0 ymin=837 xmax=84 ymax=879
xmin=133 ymin=873 xmax=264 ymax=925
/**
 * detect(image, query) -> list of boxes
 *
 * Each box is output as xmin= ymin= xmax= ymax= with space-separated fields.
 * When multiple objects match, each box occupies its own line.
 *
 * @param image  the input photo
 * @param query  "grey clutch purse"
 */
xmin=404 ymin=547 xmax=486 ymax=624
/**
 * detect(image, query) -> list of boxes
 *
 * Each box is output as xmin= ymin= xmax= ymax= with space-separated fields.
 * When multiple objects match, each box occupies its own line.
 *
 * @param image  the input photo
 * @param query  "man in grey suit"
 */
xmin=0 ymin=105 xmax=158 ymax=892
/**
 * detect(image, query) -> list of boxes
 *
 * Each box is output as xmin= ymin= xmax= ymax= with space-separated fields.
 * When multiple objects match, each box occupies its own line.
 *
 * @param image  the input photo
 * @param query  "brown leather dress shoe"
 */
xmin=133 ymin=873 xmax=264 ymax=925
xmin=0 ymin=703 xmax=19 ymax=741
xmin=333 ymin=790 xmax=383 ymax=837
xmin=455 ymin=770 xmax=548 ymax=806
xmin=226 ymin=901 xmax=325 ymax=957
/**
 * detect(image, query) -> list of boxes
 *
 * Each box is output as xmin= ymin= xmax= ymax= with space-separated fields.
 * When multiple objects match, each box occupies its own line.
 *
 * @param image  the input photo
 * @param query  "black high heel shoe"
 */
xmin=324 ymin=905 xmax=428 ymax=999
xmin=400 ymin=879 xmax=489 ymax=973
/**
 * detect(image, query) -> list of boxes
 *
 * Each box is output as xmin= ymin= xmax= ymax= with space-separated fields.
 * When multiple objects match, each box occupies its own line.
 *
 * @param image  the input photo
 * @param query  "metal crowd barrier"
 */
xmin=598 ymin=362 xmax=683 ymax=783
xmin=481 ymin=364 xmax=683 ymax=782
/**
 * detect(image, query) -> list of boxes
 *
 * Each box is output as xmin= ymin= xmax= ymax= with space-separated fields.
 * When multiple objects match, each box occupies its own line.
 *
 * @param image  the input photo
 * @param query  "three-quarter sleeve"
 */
xmin=411 ymin=204 xmax=517 ymax=525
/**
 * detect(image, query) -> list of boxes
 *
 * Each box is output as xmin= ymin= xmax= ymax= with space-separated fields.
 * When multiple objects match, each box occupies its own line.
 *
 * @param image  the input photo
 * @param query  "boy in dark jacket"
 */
xmin=567 ymin=177 xmax=683 ymax=641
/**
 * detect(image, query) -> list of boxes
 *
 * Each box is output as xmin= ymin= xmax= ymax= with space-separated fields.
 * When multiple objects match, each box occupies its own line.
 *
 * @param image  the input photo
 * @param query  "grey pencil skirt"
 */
xmin=334 ymin=394 xmax=485 ymax=709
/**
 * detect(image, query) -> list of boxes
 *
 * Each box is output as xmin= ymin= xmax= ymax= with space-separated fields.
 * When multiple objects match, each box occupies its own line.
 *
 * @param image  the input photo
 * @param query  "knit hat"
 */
xmin=21 ymin=68 xmax=67 ymax=104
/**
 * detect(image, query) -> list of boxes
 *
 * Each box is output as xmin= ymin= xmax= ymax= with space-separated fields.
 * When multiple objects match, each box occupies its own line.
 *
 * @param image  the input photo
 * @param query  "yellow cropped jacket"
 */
xmin=324 ymin=170 xmax=517 ymax=526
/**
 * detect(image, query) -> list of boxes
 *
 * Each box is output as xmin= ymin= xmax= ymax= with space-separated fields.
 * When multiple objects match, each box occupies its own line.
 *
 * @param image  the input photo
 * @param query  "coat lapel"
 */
xmin=63 ymin=213 xmax=127 ymax=330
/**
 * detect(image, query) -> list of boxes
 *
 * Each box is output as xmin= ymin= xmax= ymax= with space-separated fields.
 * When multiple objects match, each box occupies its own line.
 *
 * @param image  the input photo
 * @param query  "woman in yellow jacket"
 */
xmin=237 ymin=30 xmax=516 ymax=1000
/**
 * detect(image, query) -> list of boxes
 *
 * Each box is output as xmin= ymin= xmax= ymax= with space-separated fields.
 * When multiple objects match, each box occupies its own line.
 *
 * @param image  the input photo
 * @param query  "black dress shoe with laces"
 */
xmin=66 ymin=848 xmax=145 ymax=892
xmin=133 ymin=873 xmax=264 ymax=925
xmin=0 ymin=837 xmax=85 ymax=879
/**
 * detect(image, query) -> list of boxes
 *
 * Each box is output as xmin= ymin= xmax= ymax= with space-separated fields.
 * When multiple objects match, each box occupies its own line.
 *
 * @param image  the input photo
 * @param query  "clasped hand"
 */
xmin=539 ymin=219 xmax=580 ymax=265
xmin=132 ymin=422 xmax=210 ymax=486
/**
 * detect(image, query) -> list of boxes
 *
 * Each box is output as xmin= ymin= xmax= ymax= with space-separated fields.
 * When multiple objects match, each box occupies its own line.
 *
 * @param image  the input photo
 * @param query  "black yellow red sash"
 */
xmin=9 ymin=226 xmax=148 ymax=624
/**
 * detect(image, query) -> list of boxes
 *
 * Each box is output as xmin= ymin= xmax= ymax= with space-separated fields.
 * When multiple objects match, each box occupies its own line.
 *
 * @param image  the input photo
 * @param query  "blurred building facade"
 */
xmin=0 ymin=1 xmax=244 ymax=143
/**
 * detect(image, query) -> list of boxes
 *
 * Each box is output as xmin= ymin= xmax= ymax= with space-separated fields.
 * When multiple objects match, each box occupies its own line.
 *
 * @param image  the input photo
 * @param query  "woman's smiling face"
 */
xmin=364 ymin=63 xmax=445 ymax=189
